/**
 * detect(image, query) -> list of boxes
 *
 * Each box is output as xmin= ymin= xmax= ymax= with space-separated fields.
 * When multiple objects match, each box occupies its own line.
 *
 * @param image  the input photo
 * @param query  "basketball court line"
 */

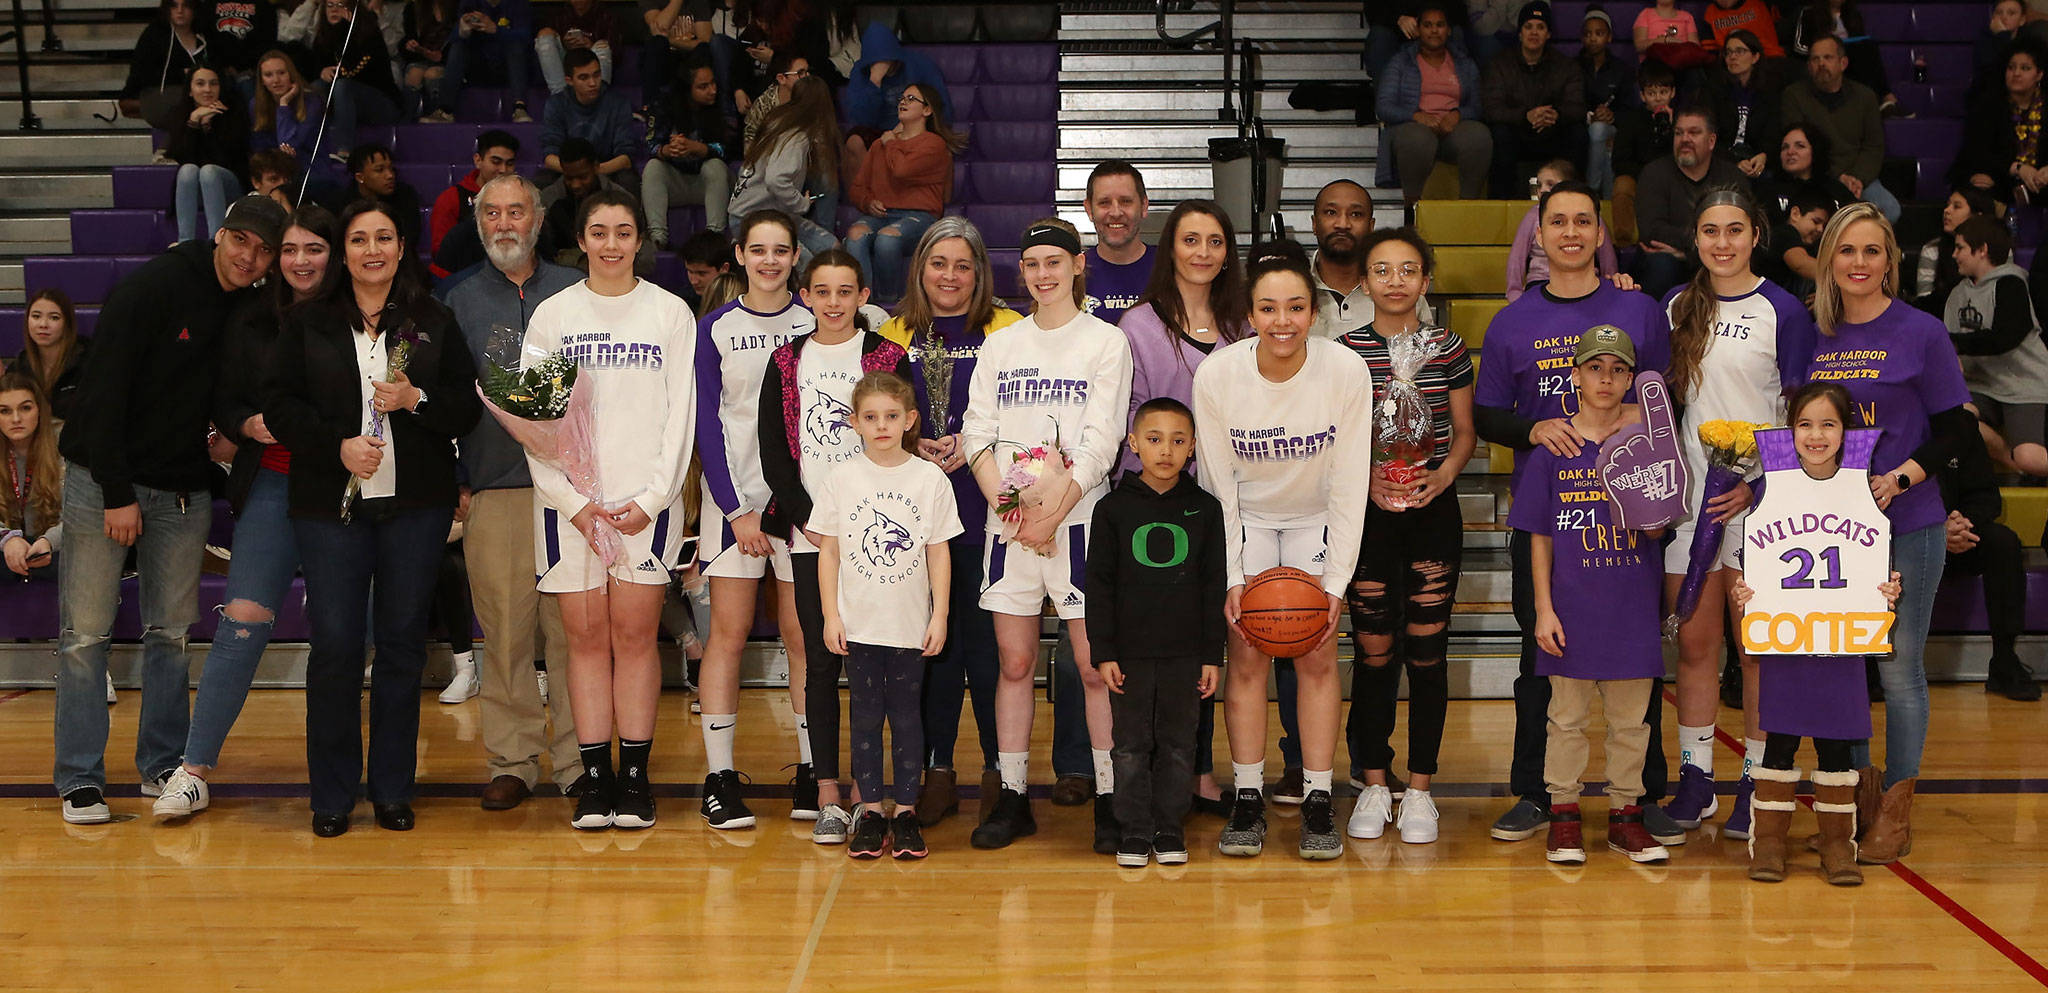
xmin=785 ymin=866 xmax=845 ymax=993
xmin=0 ymin=690 xmax=29 ymax=704
xmin=1665 ymin=688 xmax=2048 ymax=988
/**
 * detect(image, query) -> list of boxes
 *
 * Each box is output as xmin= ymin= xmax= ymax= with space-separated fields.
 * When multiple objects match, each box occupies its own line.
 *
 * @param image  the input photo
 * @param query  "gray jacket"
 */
xmin=436 ymin=258 xmax=583 ymax=491
xmin=1944 ymin=262 xmax=2048 ymax=405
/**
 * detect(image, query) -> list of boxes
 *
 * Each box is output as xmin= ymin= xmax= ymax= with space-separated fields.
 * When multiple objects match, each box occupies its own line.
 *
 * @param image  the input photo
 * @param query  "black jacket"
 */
xmin=323 ymin=180 xmax=424 ymax=251
xmin=263 ymin=294 xmax=482 ymax=519
xmin=1938 ymin=416 xmax=2003 ymax=535
xmin=1949 ymin=91 xmax=2047 ymax=203
xmin=756 ymin=330 xmax=913 ymax=540
xmin=8 ymin=336 xmax=92 ymax=423
xmin=1705 ymin=64 xmax=1783 ymax=166
xmin=57 ymin=240 xmax=253 ymax=508
xmin=1085 ymin=472 xmax=1227 ymax=664
xmin=214 ymin=294 xmax=289 ymax=513
xmin=122 ymin=20 xmax=211 ymax=101
xmin=166 ymin=95 xmax=253 ymax=183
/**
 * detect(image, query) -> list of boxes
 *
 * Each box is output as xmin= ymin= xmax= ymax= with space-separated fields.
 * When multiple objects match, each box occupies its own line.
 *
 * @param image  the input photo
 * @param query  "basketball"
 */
xmin=1238 ymin=566 xmax=1332 ymax=657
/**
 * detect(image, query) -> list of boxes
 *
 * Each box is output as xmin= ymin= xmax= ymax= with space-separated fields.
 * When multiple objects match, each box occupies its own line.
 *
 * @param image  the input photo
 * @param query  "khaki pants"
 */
xmin=1544 ymin=675 xmax=1653 ymax=805
xmin=466 ymin=487 xmax=578 ymax=789
xmin=1611 ymin=175 xmax=1639 ymax=247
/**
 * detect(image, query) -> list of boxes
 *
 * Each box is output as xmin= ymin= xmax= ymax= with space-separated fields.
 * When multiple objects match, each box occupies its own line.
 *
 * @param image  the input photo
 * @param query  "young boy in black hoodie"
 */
xmin=1087 ymin=398 xmax=1226 ymax=867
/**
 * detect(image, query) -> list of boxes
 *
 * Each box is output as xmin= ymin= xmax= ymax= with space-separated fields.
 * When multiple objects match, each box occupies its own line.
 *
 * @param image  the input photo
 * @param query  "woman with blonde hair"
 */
xmin=0 ymin=370 xmax=63 ymax=581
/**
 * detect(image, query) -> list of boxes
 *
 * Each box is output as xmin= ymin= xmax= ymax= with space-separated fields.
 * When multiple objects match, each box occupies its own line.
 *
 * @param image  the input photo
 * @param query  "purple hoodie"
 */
xmin=1116 ymin=301 xmax=1248 ymax=477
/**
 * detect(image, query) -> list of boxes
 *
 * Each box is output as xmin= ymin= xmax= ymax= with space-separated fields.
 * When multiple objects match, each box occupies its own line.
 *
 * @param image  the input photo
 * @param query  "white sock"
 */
xmin=1232 ymin=761 xmax=1265 ymax=793
xmin=1303 ymin=768 xmax=1333 ymax=795
xmin=702 ymin=714 xmax=738 ymax=773
xmin=796 ymin=716 xmax=813 ymax=765
xmin=1092 ymin=748 xmax=1114 ymax=794
xmin=1679 ymin=724 xmax=1715 ymax=775
xmin=1743 ymin=738 xmax=1766 ymax=780
xmin=998 ymin=751 xmax=1029 ymax=793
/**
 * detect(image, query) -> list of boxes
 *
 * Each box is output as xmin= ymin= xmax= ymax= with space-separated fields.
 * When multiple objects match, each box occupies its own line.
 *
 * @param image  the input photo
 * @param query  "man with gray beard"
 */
xmin=436 ymin=174 xmax=586 ymax=811
xmin=1632 ymin=104 xmax=1750 ymax=298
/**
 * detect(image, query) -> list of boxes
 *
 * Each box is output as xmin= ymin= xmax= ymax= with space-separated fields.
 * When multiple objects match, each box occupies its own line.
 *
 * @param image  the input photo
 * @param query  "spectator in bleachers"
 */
xmin=313 ymin=0 xmax=405 ymax=162
xmin=435 ymin=173 xmax=586 ymax=809
xmin=445 ymin=0 xmax=535 ymax=124
xmin=1945 ymin=216 xmax=2048 ymax=478
xmin=643 ymin=64 xmax=736 ymax=250
xmin=1479 ymin=1 xmax=1587 ymax=200
xmin=1082 ymin=162 xmax=1155 ymax=324
xmin=145 ymin=205 xmax=337 ymax=822
xmin=322 ymin=144 xmax=423 ymax=248
xmin=536 ymin=0 xmax=616 ymax=96
xmin=728 ymin=75 xmax=841 ymax=259
xmin=540 ymin=137 xmax=634 ymax=266
xmin=1468 ymin=0 xmax=1523 ymax=66
xmin=1915 ymin=187 xmax=1998 ymax=308
xmin=204 ymin=0 xmax=278 ymax=99
xmin=1506 ymin=160 xmax=1619 ymax=301
xmin=541 ymin=49 xmax=639 ymax=196
xmin=170 ymin=67 xmax=254 ymax=245
xmin=1308 ymin=178 xmax=1436 ymax=336
xmin=844 ymin=83 xmax=963 ymax=300
xmin=365 ymin=0 xmax=409 ymax=63
xmin=403 ymin=0 xmax=459 ymax=121
xmin=1377 ymin=2 xmax=1493 ymax=204
xmin=1610 ymin=60 xmax=1679 ymax=247
xmin=842 ymin=22 xmax=951 ymax=193
xmin=0 ymin=370 xmax=60 ymax=582
xmin=263 ymin=198 xmax=481 ymax=837
xmin=1951 ymin=37 xmax=2048 ymax=204
xmin=1634 ymin=106 xmax=1753 ymax=297
xmin=121 ymin=0 xmax=211 ymax=124
xmin=814 ymin=0 xmax=862 ymax=84
xmin=1705 ymin=29 xmax=1783 ymax=179
xmin=10 ymin=290 xmax=88 ymax=423
xmin=1578 ymin=8 xmax=1634 ymax=198
xmin=639 ymin=0 xmax=721 ymax=112
xmin=676 ymin=227 xmax=733 ymax=309
xmin=1980 ymin=0 xmax=2027 ymax=86
xmin=1938 ymin=427 xmax=2040 ymax=700
xmin=250 ymin=51 xmax=328 ymax=185
xmin=1755 ymin=121 xmax=1853 ymax=220
xmin=428 ymin=129 xmax=521 ymax=277
xmin=1758 ymin=187 xmax=1835 ymax=297
xmin=51 ymin=194 xmax=283 ymax=826
xmin=1366 ymin=0 xmax=1471 ymax=79
xmin=1782 ymin=36 xmax=1901 ymax=221
xmin=1701 ymin=0 xmax=1784 ymax=57
xmin=250 ymin=149 xmax=299 ymax=207
xmin=1790 ymin=0 xmax=1900 ymax=116
xmin=1633 ymin=0 xmax=1711 ymax=73
xmin=743 ymin=51 xmax=809 ymax=151
xmin=728 ymin=0 xmax=838 ymax=105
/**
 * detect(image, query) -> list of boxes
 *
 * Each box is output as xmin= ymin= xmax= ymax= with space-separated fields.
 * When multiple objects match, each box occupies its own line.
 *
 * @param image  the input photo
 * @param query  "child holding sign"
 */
xmin=1730 ymin=382 xmax=1901 ymax=887
xmin=1509 ymin=326 xmax=1671 ymax=865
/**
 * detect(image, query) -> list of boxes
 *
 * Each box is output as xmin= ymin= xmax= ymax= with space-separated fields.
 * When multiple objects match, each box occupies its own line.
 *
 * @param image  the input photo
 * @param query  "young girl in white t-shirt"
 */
xmin=812 ymin=371 xmax=961 ymax=860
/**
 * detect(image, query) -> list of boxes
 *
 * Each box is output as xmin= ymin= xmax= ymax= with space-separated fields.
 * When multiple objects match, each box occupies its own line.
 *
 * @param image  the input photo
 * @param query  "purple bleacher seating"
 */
xmin=981 ymin=4 xmax=1057 ymax=42
xmin=946 ymin=83 xmax=976 ymax=122
xmin=1917 ymin=156 xmax=1955 ymax=200
xmin=110 ymin=256 xmax=155 ymax=282
xmin=23 ymin=257 xmax=115 ymax=306
xmin=1910 ymin=8 xmax=1983 ymax=43
xmin=1860 ymin=4 xmax=1913 ymax=40
xmin=972 ymin=122 xmax=1055 ymax=162
xmin=987 ymin=247 xmax=1022 ymax=301
xmin=911 ymin=44 xmax=980 ymax=86
xmin=650 ymin=253 xmax=688 ymax=297
xmin=962 ymin=204 xmax=1050 ymax=249
xmin=70 ymin=209 xmax=170 ymax=255
xmin=394 ymin=124 xmax=484 ymax=166
xmin=975 ymin=44 xmax=1058 ymax=85
xmin=1891 ymin=82 xmax=1969 ymax=120
xmin=397 ymin=163 xmax=457 ymax=199
xmin=950 ymin=161 xmax=975 ymax=203
xmin=902 ymin=6 xmax=976 ymax=43
xmin=112 ymin=165 xmax=178 ymax=210
xmin=968 ymin=162 xmax=1054 ymax=203
xmin=1550 ymin=2 xmax=1647 ymax=38
xmin=662 ymin=206 xmax=708 ymax=242
xmin=1885 ymin=117 xmax=1964 ymax=159
xmin=0 ymin=581 xmax=59 ymax=638
xmin=455 ymin=87 xmax=504 ymax=123
xmin=973 ymin=84 xmax=1057 ymax=122
xmin=1883 ymin=44 xmax=1973 ymax=89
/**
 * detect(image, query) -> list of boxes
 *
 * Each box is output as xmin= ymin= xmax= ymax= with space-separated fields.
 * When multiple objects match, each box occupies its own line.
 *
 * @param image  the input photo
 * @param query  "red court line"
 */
xmin=1660 ymin=689 xmax=2048 ymax=986
xmin=0 ymin=690 xmax=28 ymax=704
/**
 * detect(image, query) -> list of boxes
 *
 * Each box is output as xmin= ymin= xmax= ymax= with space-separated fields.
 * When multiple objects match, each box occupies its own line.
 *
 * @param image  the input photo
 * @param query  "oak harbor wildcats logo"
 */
xmin=806 ymin=393 xmax=853 ymax=446
xmin=861 ymin=509 xmax=915 ymax=567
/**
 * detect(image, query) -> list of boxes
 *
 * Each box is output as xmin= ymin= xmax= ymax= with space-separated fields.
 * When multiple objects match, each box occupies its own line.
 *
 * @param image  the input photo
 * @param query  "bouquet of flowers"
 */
xmin=1372 ymin=327 xmax=1452 ymax=507
xmin=474 ymin=324 xmax=622 ymax=571
xmin=986 ymin=418 xmax=1074 ymax=550
xmin=1664 ymin=418 xmax=1771 ymax=639
xmin=342 ymin=322 xmax=419 ymax=524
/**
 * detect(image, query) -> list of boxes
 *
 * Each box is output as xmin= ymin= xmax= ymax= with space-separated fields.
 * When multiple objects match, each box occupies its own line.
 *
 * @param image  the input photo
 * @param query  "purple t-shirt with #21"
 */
xmin=1804 ymin=299 xmax=1970 ymax=534
xmin=1507 ymin=438 xmax=1665 ymax=680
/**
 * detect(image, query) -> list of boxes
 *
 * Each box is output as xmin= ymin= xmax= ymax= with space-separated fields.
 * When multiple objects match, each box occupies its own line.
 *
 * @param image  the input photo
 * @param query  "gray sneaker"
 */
xmin=1297 ymin=790 xmax=1343 ymax=860
xmin=1490 ymin=797 xmax=1550 ymax=841
xmin=812 ymin=803 xmax=851 ymax=845
xmin=1218 ymin=789 xmax=1267 ymax=857
xmin=1641 ymin=802 xmax=1688 ymax=846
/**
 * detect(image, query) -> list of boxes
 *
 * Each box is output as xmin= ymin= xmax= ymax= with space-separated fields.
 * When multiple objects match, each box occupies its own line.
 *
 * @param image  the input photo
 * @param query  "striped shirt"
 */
xmin=1336 ymin=323 xmax=1474 ymax=468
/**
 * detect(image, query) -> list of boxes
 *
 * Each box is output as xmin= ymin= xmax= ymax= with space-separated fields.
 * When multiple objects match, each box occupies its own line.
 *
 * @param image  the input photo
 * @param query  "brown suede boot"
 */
xmin=918 ymin=768 xmax=959 ymax=827
xmin=1858 ymin=777 xmax=1917 ymax=864
xmin=1811 ymin=769 xmax=1864 ymax=886
xmin=978 ymin=769 xmax=1003 ymax=825
xmin=1747 ymin=765 xmax=1800 ymax=883
xmin=1808 ymin=764 xmax=1883 ymax=852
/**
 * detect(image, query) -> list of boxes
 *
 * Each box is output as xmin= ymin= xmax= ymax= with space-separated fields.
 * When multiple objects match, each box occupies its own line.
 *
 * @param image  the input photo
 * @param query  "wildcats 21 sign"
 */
xmin=1738 ymin=428 xmax=1894 ymax=655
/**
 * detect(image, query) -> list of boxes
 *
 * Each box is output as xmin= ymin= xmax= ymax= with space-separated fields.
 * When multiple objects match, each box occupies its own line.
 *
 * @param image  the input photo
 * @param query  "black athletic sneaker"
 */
xmin=1153 ymin=831 xmax=1190 ymax=865
xmin=788 ymin=762 xmax=820 ymax=821
xmin=571 ymin=778 xmax=613 ymax=830
xmin=700 ymin=770 xmax=757 ymax=829
xmin=613 ymin=775 xmax=656 ymax=830
xmin=1116 ymin=836 xmax=1151 ymax=867
xmin=1092 ymin=793 xmax=1120 ymax=855
xmin=847 ymin=809 xmax=889 ymax=859
xmin=968 ymin=788 xmax=1037 ymax=849
xmin=890 ymin=811 xmax=928 ymax=860
xmin=1297 ymin=789 xmax=1342 ymax=860
xmin=1218 ymin=788 xmax=1267 ymax=856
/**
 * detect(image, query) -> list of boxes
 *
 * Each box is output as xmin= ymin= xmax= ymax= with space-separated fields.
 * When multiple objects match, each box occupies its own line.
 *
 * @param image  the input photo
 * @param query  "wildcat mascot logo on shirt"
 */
xmin=861 ymin=509 xmax=915 ymax=567
xmin=806 ymin=393 xmax=852 ymax=446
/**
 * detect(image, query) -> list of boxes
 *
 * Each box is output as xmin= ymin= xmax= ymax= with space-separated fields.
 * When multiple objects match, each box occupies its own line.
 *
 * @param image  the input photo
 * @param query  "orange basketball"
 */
xmin=1238 ymin=566 xmax=1331 ymax=657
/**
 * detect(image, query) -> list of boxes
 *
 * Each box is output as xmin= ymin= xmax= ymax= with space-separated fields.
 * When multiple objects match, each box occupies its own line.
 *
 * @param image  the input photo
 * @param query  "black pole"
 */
xmin=10 ymin=0 xmax=40 ymax=130
xmin=1216 ymin=0 xmax=1234 ymax=124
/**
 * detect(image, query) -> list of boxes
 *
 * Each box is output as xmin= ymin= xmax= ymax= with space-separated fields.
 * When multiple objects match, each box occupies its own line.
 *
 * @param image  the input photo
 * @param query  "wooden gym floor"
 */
xmin=0 ymin=683 xmax=2042 ymax=992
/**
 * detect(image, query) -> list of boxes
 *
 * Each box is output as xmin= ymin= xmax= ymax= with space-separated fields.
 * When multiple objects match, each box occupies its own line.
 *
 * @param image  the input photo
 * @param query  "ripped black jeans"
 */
xmin=1345 ymin=490 xmax=1463 ymax=777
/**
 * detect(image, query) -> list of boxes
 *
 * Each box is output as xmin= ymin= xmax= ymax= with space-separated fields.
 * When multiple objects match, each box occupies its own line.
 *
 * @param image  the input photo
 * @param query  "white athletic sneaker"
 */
xmin=105 ymin=672 xmax=116 ymax=704
xmin=62 ymin=787 xmax=110 ymax=824
xmin=1396 ymin=789 xmax=1439 ymax=844
xmin=438 ymin=656 xmax=479 ymax=704
xmin=1347 ymin=784 xmax=1393 ymax=839
xmin=139 ymin=768 xmax=175 ymax=798
xmin=152 ymin=768 xmax=210 ymax=819
xmin=812 ymin=804 xmax=851 ymax=845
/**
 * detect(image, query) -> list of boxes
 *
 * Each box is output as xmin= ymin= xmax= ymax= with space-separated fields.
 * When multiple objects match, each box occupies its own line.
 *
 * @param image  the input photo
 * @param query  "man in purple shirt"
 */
xmin=1082 ymin=160 xmax=1156 ymax=325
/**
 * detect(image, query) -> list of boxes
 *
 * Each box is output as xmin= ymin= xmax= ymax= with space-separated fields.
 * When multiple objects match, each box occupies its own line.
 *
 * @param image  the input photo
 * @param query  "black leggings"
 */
xmin=1345 ymin=492 xmax=1462 ymax=776
xmin=792 ymin=552 xmax=848 ymax=780
xmin=848 ymin=642 xmax=925 ymax=806
xmin=1761 ymin=731 xmax=1854 ymax=773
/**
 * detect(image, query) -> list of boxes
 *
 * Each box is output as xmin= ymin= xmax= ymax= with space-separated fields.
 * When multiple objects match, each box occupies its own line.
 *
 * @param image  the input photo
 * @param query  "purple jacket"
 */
xmin=1116 ymin=301 xmax=1247 ymax=476
xmin=1504 ymin=204 xmax=1620 ymax=302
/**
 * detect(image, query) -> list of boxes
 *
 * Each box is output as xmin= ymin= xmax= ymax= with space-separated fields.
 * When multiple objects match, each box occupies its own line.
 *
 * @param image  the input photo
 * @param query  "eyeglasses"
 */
xmin=777 ymin=67 xmax=810 ymax=80
xmin=1724 ymin=45 xmax=1753 ymax=56
xmin=900 ymin=94 xmax=928 ymax=106
xmin=1370 ymin=263 xmax=1424 ymax=283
